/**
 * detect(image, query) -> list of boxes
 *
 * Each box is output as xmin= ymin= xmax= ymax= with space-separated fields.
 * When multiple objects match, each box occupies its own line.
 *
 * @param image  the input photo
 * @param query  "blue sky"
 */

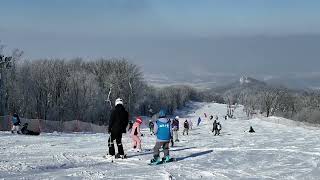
xmin=1 ymin=0 xmax=320 ymax=37
xmin=1 ymin=0 xmax=320 ymax=80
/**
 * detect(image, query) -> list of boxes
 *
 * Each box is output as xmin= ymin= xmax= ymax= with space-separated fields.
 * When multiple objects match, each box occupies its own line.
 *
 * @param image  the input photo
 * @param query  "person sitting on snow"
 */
xmin=249 ymin=126 xmax=255 ymax=133
xmin=21 ymin=123 xmax=40 ymax=136
xmin=151 ymin=109 xmax=173 ymax=164
xmin=131 ymin=116 xmax=143 ymax=152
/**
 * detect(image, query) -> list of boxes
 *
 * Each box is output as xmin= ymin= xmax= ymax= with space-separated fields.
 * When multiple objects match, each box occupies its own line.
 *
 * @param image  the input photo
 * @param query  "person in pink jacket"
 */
xmin=131 ymin=116 xmax=143 ymax=152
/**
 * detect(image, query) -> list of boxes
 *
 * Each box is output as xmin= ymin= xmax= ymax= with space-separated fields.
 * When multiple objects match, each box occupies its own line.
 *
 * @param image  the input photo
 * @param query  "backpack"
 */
xmin=156 ymin=119 xmax=171 ymax=141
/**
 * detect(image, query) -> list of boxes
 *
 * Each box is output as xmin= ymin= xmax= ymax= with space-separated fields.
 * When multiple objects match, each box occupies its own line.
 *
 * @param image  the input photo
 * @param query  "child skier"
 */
xmin=197 ymin=117 xmax=201 ymax=126
xmin=11 ymin=113 xmax=21 ymax=134
xmin=148 ymin=120 xmax=154 ymax=135
xmin=151 ymin=109 xmax=173 ymax=164
xmin=183 ymin=120 xmax=189 ymax=135
xmin=217 ymin=122 xmax=222 ymax=135
xmin=212 ymin=120 xmax=218 ymax=136
xmin=131 ymin=116 xmax=143 ymax=152
xmin=172 ymin=116 xmax=180 ymax=142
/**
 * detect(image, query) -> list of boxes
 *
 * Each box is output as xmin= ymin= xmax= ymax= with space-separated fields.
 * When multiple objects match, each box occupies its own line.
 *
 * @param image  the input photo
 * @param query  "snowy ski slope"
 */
xmin=1 ymin=102 xmax=320 ymax=179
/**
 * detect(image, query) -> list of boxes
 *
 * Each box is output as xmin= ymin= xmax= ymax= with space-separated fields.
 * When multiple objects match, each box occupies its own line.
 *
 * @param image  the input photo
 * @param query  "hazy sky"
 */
xmin=1 ymin=0 xmax=320 ymax=79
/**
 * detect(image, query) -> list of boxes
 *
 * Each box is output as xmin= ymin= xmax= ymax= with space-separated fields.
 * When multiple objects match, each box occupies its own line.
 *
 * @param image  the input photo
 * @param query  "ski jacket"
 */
xmin=154 ymin=118 xmax=172 ymax=142
xmin=217 ymin=122 xmax=222 ymax=130
xmin=149 ymin=121 xmax=154 ymax=128
xmin=184 ymin=121 xmax=189 ymax=129
xmin=131 ymin=122 xmax=141 ymax=137
xmin=172 ymin=119 xmax=179 ymax=131
xmin=108 ymin=104 xmax=129 ymax=135
xmin=213 ymin=120 xmax=218 ymax=130
xmin=12 ymin=114 xmax=21 ymax=126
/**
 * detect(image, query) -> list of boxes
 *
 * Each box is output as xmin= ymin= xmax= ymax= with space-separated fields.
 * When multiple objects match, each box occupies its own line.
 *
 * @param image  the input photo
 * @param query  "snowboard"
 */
xmin=148 ymin=158 xmax=176 ymax=166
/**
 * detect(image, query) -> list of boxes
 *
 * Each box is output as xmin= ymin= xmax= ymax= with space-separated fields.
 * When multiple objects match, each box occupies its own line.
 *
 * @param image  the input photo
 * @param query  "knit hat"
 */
xmin=115 ymin=98 xmax=123 ymax=106
xmin=136 ymin=116 xmax=143 ymax=124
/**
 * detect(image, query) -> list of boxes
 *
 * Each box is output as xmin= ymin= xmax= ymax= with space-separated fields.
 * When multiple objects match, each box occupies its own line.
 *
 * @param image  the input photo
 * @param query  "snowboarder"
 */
xmin=209 ymin=115 xmax=213 ymax=120
xmin=148 ymin=120 xmax=154 ymax=134
xmin=224 ymin=115 xmax=228 ymax=120
xmin=21 ymin=123 xmax=40 ymax=136
xmin=249 ymin=126 xmax=255 ymax=133
xmin=107 ymin=98 xmax=129 ymax=159
xmin=131 ymin=116 xmax=143 ymax=152
xmin=217 ymin=122 xmax=222 ymax=135
xmin=172 ymin=116 xmax=180 ymax=142
xmin=11 ymin=113 xmax=21 ymax=134
xmin=150 ymin=109 xmax=173 ymax=164
xmin=212 ymin=120 xmax=218 ymax=136
xmin=183 ymin=120 xmax=189 ymax=135
xmin=197 ymin=117 xmax=201 ymax=126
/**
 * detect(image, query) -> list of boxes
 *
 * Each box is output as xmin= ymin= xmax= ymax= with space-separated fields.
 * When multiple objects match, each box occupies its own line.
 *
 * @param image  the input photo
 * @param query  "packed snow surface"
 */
xmin=1 ymin=102 xmax=320 ymax=179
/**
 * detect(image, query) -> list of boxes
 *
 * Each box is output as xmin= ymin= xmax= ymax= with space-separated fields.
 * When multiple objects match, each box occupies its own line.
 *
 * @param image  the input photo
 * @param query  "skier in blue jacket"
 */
xmin=151 ymin=109 xmax=173 ymax=164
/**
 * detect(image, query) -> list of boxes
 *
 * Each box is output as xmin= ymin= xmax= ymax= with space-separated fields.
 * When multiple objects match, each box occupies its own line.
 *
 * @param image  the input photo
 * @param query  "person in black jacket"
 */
xmin=21 ymin=123 xmax=40 ymax=136
xmin=107 ymin=98 xmax=129 ymax=159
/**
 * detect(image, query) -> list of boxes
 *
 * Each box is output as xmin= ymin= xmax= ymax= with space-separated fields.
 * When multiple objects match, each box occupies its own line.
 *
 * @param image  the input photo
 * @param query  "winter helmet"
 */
xmin=115 ymin=98 xmax=123 ymax=106
xmin=175 ymin=116 xmax=179 ymax=120
xmin=159 ymin=109 xmax=166 ymax=118
xmin=136 ymin=116 xmax=143 ymax=124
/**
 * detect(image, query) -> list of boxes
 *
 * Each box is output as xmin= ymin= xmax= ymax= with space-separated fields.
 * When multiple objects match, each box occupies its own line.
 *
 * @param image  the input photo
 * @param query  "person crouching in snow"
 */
xmin=151 ymin=109 xmax=173 ymax=164
xmin=131 ymin=116 xmax=143 ymax=152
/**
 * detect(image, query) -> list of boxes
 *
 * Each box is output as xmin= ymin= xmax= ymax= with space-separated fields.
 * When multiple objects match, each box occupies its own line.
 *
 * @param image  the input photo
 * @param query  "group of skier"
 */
xmin=105 ymin=97 xmax=229 ymax=165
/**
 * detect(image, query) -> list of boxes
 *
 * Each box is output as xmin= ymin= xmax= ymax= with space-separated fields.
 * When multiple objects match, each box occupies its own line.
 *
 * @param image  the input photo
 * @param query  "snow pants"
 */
xmin=153 ymin=141 xmax=170 ymax=158
xmin=108 ymin=133 xmax=124 ymax=156
xmin=173 ymin=130 xmax=179 ymax=141
xmin=183 ymin=128 xmax=189 ymax=135
xmin=11 ymin=125 xmax=21 ymax=134
xmin=132 ymin=135 xmax=141 ymax=149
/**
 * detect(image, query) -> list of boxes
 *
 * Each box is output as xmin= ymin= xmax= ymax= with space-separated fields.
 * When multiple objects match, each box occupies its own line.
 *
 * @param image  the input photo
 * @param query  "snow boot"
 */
xmin=115 ymin=153 xmax=127 ymax=159
xmin=163 ymin=156 xmax=171 ymax=163
xmin=150 ymin=156 xmax=161 ymax=164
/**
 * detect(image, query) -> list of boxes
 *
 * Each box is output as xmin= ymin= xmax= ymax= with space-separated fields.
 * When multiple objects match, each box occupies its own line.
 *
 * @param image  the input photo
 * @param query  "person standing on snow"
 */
xmin=212 ymin=120 xmax=218 ymax=136
xmin=183 ymin=120 xmax=189 ymax=135
xmin=131 ymin=116 xmax=143 ymax=152
xmin=151 ymin=109 xmax=173 ymax=164
xmin=197 ymin=117 xmax=202 ymax=126
xmin=107 ymin=98 xmax=129 ymax=159
xmin=172 ymin=116 xmax=180 ymax=142
xmin=11 ymin=113 xmax=21 ymax=134
xmin=217 ymin=122 xmax=222 ymax=135
xmin=148 ymin=120 xmax=154 ymax=135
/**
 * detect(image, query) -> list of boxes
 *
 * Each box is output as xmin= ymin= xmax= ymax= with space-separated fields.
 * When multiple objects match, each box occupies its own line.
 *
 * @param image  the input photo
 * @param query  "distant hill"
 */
xmin=213 ymin=76 xmax=267 ymax=94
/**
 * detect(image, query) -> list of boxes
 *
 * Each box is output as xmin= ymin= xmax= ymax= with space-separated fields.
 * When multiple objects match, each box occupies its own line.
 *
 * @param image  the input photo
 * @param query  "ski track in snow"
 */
xmin=1 ymin=102 xmax=320 ymax=179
